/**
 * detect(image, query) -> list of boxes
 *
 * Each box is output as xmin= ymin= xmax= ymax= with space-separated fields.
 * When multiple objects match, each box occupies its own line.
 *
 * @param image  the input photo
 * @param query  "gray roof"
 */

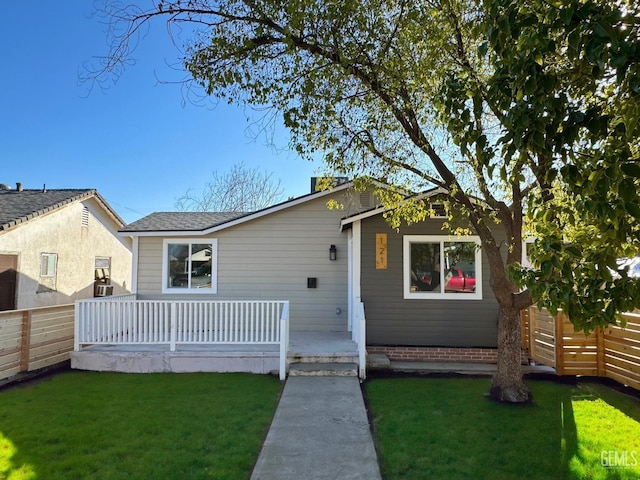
xmin=119 ymin=181 xmax=357 ymax=234
xmin=0 ymin=188 xmax=122 ymax=232
xmin=121 ymin=212 xmax=249 ymax=232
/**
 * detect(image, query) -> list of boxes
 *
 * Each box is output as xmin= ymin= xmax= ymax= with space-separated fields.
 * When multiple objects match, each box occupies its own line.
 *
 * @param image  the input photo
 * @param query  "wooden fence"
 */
xmin=523 ymin=307 xmax=640 ymax=390
xmin=0 ymin=304 xmax=75 ymax=381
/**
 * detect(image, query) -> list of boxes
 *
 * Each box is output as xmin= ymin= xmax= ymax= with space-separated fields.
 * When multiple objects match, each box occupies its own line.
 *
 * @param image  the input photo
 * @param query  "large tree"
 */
xmin=89 ymin=0 xmax=640 ymax=402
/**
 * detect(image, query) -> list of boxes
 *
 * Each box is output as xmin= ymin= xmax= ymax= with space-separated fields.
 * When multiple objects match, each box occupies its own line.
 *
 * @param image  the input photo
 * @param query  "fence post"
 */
xmin=19 ymin=310 xmax=32 ymax=372
xmin=529 ymin=308 xmax=537 ymax=361
xmin=596 ymin=327 xmax=605 ymax=377
xmin=520 ymin=308 xmax=528 ymax=350
xmin=554 ymin=312 xmax=564 ymax=375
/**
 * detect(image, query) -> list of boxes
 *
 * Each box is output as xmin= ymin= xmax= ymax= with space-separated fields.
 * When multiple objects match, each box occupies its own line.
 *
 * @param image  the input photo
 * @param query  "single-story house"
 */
xmin=0 ymin=184 xmax=132 ymax=311
xmin=72 ymin=181 xmax=503 ymax=378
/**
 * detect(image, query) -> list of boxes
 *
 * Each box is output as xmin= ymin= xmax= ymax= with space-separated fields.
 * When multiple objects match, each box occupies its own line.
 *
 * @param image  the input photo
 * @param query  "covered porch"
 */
xmin=71 ymin=295 xmax=366 ymax=379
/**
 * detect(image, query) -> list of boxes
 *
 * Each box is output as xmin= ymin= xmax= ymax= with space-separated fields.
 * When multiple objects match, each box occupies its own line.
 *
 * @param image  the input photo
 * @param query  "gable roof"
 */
xmin=0 ymin=188 xmax=124 ymax=232
xmin=339 ymin=186 xmax=448 ymax=230
xmin=120 ymin=181 xmax=355 ymax=236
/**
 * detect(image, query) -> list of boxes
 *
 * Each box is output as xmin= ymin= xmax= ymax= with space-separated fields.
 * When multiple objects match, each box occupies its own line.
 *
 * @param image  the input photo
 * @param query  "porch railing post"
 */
xmin=279 ymin=301 xmax=289 ymax=380
xmin=356 ymin=299 xmax=366 ymax=379
xmin=74 ymin=301 xmax=81 ymax=351
xmin=170 ymin=302 xmax=177 ymax=352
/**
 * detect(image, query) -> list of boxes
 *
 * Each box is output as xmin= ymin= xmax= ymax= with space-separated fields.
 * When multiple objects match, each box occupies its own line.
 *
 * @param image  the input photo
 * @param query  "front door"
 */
xmin=0 ymin=254 xmax=18 ymax=311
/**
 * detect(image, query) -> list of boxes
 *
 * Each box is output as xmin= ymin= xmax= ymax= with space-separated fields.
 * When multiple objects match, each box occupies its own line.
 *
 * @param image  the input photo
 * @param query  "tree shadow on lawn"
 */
xmin=364 ymin=373 xmax=640 ymax=480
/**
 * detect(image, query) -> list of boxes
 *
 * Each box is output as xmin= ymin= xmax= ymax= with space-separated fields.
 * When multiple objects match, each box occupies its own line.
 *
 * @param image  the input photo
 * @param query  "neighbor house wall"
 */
xmin=0 ymin=198 xmax=132 ymax=309
xmin=360 ymin=215 xmax=500 ymax=347
xmin=135 ymin=193 xmax=353 ymax=331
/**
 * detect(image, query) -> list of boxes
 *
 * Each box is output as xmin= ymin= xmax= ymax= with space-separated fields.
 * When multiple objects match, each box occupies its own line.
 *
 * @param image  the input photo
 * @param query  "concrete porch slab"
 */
xmin=71 ymin=331 xmax=359 ymax=375
xmin=71 ymin=346 xmax=280 ymax=375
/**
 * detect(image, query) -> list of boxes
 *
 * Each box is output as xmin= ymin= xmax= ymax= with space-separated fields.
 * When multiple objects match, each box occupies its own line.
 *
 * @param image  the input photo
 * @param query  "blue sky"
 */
xmin=0 ymin=2 xmax=321 ymax=224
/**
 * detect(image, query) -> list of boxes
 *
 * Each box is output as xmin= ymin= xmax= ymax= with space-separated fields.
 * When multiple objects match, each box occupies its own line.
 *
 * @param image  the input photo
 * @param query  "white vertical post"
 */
xmin=351 ymin=221 xmax=362 ymax=343
xmin=353 ymin=297 xmax=367 ymax=380
xmin=131 ymin=236 xmax=139 ymax=294
xmin=358 ymin=301 xmax=366 ymax=379
xmin=170 ymin=302 xmax=176 ymax=352
xmin=347 ymin=229 xmax=353 ymax=332
xmin=279 ymin=301 xmax=289 ymax=380
xmin=74 ymin=300 xmax=81 ymax=351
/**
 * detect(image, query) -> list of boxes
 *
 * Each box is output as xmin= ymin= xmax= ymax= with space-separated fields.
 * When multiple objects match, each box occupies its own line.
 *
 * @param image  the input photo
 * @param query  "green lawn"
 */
xmin=365 ymin=376 xmax=640 ymax=480
xmin=0 ymin=371 xmax=282 ymax=480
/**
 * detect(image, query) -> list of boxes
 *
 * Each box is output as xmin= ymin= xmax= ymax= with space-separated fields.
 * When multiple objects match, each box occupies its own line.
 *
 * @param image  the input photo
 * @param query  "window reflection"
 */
xmin=168 ymin=243 xmax=213 ymax=289
xmin=409 ymin=240 xmax=477 ymax=294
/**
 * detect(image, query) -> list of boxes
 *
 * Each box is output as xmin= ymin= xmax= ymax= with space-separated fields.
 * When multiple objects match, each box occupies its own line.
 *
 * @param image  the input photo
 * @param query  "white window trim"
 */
xmin=40 ymin=253 xmax=58 ymax=278
xmin=522 ymin=239 xmax=535 ymax=269
xmin=162 ymin=238 xmax=218 ymax=294
xmin=403 ymin=235 xmax=482 ymax=300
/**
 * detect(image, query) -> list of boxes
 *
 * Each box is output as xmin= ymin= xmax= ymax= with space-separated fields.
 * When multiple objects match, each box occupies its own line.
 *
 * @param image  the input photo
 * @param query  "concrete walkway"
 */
xmin=250 ymin=376 xmax=382 ymax=480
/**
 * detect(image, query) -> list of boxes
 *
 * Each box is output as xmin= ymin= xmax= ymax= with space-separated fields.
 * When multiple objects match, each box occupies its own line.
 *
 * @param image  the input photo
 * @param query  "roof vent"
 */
xmin=359 ymin=191 xmax=374 ymax=209
xmin=16 ymin=182 xmax=23 ymax=192
xmin=0 ymin=184 xmax=11 ymax=191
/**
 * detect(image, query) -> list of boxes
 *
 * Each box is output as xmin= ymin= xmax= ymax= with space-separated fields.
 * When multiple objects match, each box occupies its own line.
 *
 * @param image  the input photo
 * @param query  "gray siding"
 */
xmin=136 ymin=194 xmax=350 ymax=331
xmin=361 ymin=215 xmax=499 ymax=347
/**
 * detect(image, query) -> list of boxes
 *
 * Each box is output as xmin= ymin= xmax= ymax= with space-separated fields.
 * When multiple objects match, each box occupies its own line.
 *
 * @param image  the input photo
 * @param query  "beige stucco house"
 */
xmin=0 ymin=185 xmax=132 ymax=311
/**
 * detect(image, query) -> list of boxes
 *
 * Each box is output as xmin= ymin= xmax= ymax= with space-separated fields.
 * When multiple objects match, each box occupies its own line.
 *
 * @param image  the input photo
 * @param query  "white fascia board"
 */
xmin=92 ymin=191 xmax=127 ymax=228
xmin=117 ymin=230 xmax=209 ymax=238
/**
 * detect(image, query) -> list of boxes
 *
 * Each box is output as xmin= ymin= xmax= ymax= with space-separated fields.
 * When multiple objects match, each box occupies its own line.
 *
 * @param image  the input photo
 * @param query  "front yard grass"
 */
xmin=365 ymin=376 xmax=640 ymax=480
xmin=0 ymin=371 xmax=281 ymax=480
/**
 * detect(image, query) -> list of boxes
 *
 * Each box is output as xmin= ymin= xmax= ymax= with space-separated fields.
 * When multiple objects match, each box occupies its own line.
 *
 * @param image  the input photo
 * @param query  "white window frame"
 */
xmin=403 ymin=235 xmax=482 ymax=300
xmin=522 ymin=239 xmax=535 ymax=269
xmin=162 ymin=239 xmax=218 ymax=294
xmin=40 ymin=253 xmax=58 ymax=278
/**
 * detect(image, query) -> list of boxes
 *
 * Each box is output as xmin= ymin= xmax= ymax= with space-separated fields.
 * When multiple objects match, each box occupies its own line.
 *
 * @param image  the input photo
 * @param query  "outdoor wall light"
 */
xmin=329 ymin=244 xmax=337 ymax=261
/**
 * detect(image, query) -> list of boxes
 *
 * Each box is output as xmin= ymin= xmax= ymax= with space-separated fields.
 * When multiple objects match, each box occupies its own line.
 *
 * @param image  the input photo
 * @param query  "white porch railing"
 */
xmin=352 ymin=297 xmax=367 ymax=379
xmin=75 ymin=297 xmax=290 ymax=380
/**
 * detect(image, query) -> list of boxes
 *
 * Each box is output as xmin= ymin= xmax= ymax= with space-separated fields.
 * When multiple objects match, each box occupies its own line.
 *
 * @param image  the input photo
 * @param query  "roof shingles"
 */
xmin=121 ymin=212 xmax=249 ymax=232
xmin=0 ymin=189 xmax=98 ymax=231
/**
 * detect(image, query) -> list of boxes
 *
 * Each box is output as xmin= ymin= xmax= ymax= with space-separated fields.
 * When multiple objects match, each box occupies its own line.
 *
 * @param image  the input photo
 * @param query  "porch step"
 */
xmin=288 ymin=354 xmax=359 ymax=364
xmin=289 ymin=362 xmax=358 ymax=377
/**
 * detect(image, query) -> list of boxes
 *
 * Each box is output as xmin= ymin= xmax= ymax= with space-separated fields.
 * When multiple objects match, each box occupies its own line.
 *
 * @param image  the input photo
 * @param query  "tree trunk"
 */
xmin=489 ymin=307 xmax=532 ymax=403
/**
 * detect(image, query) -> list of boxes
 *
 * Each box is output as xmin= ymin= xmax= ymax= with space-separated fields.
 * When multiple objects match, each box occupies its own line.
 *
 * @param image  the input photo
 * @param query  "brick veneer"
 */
xmin=368 ymin=346 xmax=530 ymax=364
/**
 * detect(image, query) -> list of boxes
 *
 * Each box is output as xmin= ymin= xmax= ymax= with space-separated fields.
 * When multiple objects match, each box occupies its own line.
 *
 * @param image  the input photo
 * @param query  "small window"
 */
xmin=40 ymin=253 xmax=58 ymax=277
xmin=162 ymin=239 xmax=218 ymax=294
xmin=94 ymin=257 xmax=111 ymax=296
xmin=404 ymin=236 xmax=482 ymax=299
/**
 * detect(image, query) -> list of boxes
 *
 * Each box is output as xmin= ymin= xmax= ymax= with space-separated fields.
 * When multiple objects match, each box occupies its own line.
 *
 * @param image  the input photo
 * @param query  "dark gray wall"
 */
xmin=361 ymin=215 xmax=500 ymax=347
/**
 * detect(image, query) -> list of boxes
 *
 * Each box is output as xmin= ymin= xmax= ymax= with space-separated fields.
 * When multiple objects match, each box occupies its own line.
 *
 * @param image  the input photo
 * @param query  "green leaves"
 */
xmin=480 ymin=0 xmax=640 ymax=330
xmin=99 ymin=0 xmax=640 ymax=335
